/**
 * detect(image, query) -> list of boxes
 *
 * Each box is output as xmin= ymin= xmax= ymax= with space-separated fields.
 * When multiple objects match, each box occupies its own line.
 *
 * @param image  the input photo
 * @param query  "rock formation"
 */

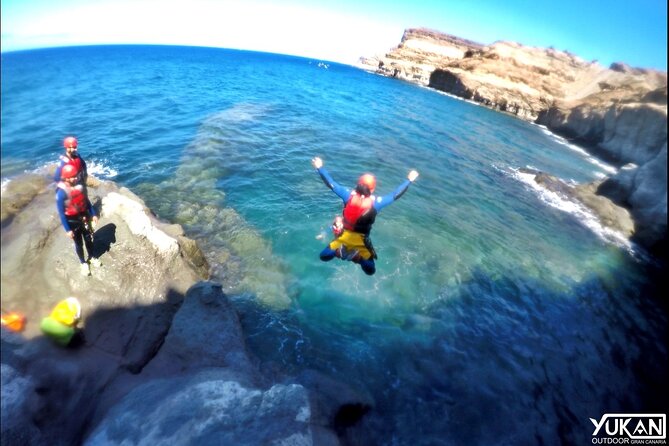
xmin=1 ymin=173 xmax=370 ymax=445
xmin=520 ymin=167 xmax=635 ymax=239
xmin=361 ymin=28 xmax=667 ymax=256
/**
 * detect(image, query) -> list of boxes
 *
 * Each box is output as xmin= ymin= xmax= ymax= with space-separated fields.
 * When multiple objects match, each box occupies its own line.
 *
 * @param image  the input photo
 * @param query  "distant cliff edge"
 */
xmin=360 ymin=28 xmax=667 ymax=257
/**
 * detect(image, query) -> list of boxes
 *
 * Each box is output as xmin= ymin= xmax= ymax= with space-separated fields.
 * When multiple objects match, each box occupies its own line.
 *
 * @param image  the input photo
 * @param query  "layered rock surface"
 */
xmin=1 ymin=173 xmax=368 ymax=445
xmin=361 ymin=28 xmax=667 ymax=255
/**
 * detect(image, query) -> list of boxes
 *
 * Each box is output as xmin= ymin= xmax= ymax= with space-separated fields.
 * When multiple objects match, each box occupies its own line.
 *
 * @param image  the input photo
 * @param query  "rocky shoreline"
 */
xmin=1 ymin=173 xmax=369 ymax=445
xmin=360 ymin=28 xmax=667 ymax=257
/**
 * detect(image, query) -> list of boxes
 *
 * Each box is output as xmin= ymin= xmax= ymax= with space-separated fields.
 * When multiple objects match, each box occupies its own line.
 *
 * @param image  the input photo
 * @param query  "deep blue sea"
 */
xmin=2 ymin=45 xmax=667 ymax=445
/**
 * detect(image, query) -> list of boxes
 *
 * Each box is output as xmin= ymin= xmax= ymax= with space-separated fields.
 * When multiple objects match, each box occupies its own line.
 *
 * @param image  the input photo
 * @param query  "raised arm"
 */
xmin=374 ymin=170 xmax=419 ymax=211
xmin=312 ymin=157 xmax=351 ymax=202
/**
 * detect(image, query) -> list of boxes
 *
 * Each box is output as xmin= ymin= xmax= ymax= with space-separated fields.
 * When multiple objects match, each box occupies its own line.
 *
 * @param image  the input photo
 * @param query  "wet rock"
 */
xmin=521 ymin=168 xmax=635 ymax=239
xmin=598 ymin=150 xmax=668 ymax=254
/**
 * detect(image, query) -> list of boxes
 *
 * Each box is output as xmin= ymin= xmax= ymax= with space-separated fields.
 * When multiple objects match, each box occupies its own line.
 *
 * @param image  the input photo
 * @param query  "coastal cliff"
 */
xmin=361 ymin=28 xmax=667 ymax=255
xmin=1 ymin=173 xmax=368 ymax=445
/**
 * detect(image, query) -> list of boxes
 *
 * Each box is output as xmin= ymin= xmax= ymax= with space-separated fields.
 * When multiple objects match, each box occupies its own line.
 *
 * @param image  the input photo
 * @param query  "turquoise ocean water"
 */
xmin=1 ymin=45 xmax=666 ymax=445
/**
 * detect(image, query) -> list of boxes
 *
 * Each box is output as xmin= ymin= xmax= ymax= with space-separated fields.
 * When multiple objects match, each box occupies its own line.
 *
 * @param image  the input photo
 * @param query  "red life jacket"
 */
xmin=59 ymin=155 xmax=85 ymax=184
xmin=57 ymin=182 xmax=88 ymax=216
xmin=343 ymin=191 xmax=377 ymax=235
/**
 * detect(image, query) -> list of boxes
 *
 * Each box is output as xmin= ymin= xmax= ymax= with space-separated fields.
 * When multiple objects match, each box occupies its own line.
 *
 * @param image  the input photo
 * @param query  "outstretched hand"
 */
xmin=312 ymin=157 xmax=323 ymax=169
xmin=408 ymin=170 xmax=419 ymax=182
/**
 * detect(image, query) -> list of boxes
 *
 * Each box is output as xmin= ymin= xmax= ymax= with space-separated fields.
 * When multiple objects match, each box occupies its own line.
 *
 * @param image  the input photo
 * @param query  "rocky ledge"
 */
xmin=361 ymin=28 xmax=667 ymax=256
xmin=1 ymin=173 xmax=371 ymax=445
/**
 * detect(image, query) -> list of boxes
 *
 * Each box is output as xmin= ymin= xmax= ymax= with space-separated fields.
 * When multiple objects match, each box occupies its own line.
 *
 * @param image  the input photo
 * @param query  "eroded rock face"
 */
xmin=598 ymin=149 xmax=668 ymax=252
xmin=361 ymin=28 xmax=667 ymax=255
xmin=361 ymin=28 xmax=482 ymax=85
xmin=1 ymin=174 xmax=208 ymax=341
xmin=362 ymin=28 xmax=666 ymax=124
xmin=521 ymin=168 xmax=635 ymax=239
xmin=85 ymin=374 xmax=329 ymax=446
xmin=84 ymin=282 xmax=341 ymax=446
xmin=1 ymin=174 xmax=366 ymax=445
xmin=2 ymin=283 xmax=343 ymax=446
xmin=0 ymin=172 xmax=209 ymax=444
xmin=537 ymin=98 xmax=666 ymax=255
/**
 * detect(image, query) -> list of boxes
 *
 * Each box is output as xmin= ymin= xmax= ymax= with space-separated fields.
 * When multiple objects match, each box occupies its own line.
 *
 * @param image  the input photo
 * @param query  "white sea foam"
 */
xmin=46 ymin=159 xmax=118 ymax=179
xmin=3 ymin=159 xmax=118 ymax=192
xmin=29 ymin=161 xmax=55 ymax=176
xmin=531 ymin=123 xmax=618 ymax=175
xmin=505 ymin=166 xmax=634 ymax=253
xmin=431 ymin=87 xmax=481 ymax=107
xmin=87 ymin=160 xmax=118 ymax=178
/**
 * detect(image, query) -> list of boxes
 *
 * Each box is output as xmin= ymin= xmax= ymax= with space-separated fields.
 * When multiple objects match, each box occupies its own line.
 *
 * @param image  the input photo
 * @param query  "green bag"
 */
xmin=40 ymin=316 xmax=74 ymax=346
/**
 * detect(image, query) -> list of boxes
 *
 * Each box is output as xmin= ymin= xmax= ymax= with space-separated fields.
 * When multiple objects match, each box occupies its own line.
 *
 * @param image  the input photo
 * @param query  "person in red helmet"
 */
xmin=312 ymin=156 xmax=419 ymax=275
xmin=56 ymin=164 xmax=100 ymax=276
xmin=54 ymin=136 xmax=89 ymax=187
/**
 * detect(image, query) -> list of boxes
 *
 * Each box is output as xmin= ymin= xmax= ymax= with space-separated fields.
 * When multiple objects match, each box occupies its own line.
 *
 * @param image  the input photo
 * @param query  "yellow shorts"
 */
xmin=328 ymin=230 xmax=375 ymax=261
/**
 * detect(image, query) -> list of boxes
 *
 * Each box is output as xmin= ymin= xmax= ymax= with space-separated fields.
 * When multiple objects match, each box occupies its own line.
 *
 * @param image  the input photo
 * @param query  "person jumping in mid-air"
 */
xmin=312 ymin=156 xmax=419 ymax=275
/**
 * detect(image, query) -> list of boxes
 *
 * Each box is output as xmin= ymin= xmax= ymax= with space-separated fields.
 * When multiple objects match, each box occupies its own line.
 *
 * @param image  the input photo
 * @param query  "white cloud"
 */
xmin=1 ymin=0 xmax=402 ymax=64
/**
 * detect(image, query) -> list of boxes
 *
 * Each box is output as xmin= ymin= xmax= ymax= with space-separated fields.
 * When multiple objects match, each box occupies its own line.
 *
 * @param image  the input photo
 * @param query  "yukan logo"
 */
xmin=590 ymin=414 xmax=666 ymax=444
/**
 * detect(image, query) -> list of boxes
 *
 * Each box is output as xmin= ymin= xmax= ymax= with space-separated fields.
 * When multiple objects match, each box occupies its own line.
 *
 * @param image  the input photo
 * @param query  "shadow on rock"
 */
xmin=1 ymin=281 xmax=356 ymax=446
xmin=91 ymin=223 xmax=117 ymax=258
xmin=1 ymin=285 xmax=187 ymax=446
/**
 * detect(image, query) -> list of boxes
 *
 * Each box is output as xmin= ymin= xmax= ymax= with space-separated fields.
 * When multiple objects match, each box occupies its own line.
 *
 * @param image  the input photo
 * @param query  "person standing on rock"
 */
xmin=312 ymin=156 xmax=419 ymax=276
xmin=55 ymin=164 xmax=100 ymax=276
xmin=54 ymin=136 xmax=89 ymax=188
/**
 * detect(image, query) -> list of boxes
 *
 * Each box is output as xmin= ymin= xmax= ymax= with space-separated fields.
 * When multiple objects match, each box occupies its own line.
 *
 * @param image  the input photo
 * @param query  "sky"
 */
xmin=1 ymin=0 xmax=667 ymax=70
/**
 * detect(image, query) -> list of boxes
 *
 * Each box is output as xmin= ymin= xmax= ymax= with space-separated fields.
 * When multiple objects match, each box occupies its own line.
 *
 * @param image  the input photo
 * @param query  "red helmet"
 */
xmin=63 ymin=136 xmax=78 ymax=149
xmin=61 ymin=164 xmax=79 ymax=179
xmin=357 ymin=173 xmax=376 ymax=194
